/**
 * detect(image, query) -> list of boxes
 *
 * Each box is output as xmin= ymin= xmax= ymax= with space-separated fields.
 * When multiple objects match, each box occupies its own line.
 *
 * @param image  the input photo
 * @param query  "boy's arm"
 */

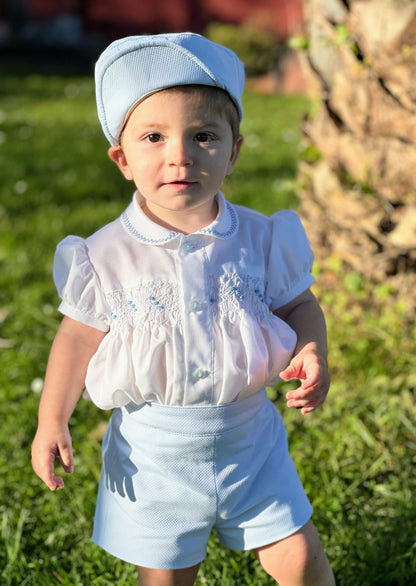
xmin=31 ymin=316 xmax=106 ymax=490
xmin=273 ymin=288 xmax=329 ymax=415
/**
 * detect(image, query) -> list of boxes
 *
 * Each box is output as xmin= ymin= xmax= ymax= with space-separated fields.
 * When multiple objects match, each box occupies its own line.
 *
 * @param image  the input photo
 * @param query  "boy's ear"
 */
xmin=226 ymin=135 xmax=244 ymax=176
xmin=108 ymin=145 xmax=133 ymax=180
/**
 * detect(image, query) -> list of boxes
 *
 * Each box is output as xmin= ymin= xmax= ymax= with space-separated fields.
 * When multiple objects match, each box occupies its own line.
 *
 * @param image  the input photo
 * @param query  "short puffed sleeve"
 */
xmin=266 ymin=210 xmax=315 ymax=310
xmin=53 ymin=236 xmax=110 ymax=332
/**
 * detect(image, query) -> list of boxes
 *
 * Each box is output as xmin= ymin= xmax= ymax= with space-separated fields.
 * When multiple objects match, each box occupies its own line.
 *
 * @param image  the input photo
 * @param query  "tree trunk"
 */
xmin=298 ymin=0 xmax=416 ymax=288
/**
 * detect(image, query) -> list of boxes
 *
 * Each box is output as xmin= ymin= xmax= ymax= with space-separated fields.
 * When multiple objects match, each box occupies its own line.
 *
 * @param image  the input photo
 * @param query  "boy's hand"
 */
xmin=280 ymin=351 xmax=330 ymax=415
xmin=31 ymin=424 xmax=74 ymax=491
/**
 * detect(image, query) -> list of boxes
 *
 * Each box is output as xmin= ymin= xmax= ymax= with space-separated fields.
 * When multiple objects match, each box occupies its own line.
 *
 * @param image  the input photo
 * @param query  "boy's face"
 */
xmin=108 ymin=88 xmax=243 ymax=231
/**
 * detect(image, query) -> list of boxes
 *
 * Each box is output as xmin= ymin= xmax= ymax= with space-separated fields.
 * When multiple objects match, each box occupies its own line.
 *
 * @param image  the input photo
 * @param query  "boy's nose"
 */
xmin=168 ymin=139 xmax=193 ymax=167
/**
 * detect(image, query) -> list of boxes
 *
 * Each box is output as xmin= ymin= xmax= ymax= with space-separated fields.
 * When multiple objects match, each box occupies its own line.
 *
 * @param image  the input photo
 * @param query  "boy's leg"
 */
xmin=137 ymin=563 xmax=200 ymax=586
xmin=254 ymin=520 xmax=335 ymax=586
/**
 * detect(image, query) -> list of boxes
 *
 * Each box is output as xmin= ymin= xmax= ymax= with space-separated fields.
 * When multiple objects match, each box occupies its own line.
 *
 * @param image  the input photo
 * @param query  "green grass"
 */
xmin=1 ymin=72 xmax=415 ymax=585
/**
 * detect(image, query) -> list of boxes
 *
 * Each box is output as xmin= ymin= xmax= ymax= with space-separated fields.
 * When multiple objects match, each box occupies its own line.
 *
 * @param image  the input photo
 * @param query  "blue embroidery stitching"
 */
xmin=121 ymin=200 xmax=238 ymax=244
xmin=121 ymin=212 xmax=177 ymax=244
xmin=199 ymin=202 xmax=239 ymax=238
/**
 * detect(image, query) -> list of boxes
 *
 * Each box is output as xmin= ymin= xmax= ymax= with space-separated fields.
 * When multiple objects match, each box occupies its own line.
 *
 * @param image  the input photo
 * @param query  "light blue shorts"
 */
xmin=92 ymin=389 xmax=313 ymax=569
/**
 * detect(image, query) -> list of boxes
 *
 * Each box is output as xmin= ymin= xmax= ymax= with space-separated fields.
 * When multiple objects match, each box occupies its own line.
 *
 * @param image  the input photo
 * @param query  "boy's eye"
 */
xmin=195 ymin=132 xmax=215 ymax=143
xmin=144 ymin=133 xmax=162 ymax=143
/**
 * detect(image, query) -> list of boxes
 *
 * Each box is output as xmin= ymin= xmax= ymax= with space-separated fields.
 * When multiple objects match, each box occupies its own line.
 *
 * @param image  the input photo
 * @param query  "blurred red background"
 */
xmin=9 ymin=0 xmax=303 ymax=39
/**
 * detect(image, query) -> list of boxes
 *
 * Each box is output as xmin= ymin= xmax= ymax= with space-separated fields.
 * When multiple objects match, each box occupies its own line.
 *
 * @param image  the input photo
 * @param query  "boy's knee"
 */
xmin=255 ymin=520 xmax=335 ymax=586
xmin=296 ymin=521 xmax=326 ymax=570
xmin=137 ymin=563 xmax=200 ymax=586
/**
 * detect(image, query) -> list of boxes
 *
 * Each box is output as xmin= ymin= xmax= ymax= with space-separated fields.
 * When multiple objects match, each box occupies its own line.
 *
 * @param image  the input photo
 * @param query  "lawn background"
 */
xmin=0 ymin=71 xmax=415 ymax=585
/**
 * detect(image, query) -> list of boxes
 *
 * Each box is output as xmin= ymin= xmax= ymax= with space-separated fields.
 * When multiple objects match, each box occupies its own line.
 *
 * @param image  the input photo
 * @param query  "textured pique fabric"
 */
xmin=92 ymin=389 xmax=313 ymax=568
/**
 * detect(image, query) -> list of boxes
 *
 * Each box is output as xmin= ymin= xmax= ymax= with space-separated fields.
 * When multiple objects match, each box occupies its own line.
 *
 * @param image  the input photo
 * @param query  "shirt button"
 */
xmin=189 ymin=299 xmax=205 ymax=312
xmin=192 ymin=368 xmax=210 ymax=381
xmin=182 ymin=241 xmax=194 ymax=253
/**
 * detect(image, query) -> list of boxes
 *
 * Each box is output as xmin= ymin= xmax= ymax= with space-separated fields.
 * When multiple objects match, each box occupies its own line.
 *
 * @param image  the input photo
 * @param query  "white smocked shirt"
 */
xmin=54 ymin=191 xmax=314 ymax=409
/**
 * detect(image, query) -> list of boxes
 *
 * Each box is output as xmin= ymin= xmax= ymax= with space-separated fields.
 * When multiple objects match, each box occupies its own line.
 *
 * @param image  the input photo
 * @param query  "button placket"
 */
xmin=178 ymin=238 xmax=212 ymax=400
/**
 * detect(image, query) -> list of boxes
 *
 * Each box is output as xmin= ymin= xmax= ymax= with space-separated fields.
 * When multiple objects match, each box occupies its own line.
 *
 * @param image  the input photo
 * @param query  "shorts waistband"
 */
xmin=120 ymin=389 xmax=269 ymax=436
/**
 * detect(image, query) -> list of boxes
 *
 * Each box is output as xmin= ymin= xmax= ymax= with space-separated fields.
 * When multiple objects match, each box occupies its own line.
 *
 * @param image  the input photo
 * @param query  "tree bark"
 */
xmin=298 ymin=0 xmax=416 ymax=287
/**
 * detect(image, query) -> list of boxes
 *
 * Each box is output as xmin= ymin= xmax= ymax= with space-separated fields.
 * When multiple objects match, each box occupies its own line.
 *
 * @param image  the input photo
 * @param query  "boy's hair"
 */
xmin=152 ymin=85 xmax=241 ymax=143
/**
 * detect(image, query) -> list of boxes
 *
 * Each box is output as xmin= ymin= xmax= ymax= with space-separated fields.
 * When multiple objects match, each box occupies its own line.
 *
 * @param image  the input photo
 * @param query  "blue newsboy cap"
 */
xmin=95 ymin=32 xmax=246 ymax=145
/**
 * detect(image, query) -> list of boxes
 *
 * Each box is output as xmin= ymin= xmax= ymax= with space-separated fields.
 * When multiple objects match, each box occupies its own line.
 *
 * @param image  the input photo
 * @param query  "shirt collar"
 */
xmin=120 ymin=191 xmax=239 ymax=245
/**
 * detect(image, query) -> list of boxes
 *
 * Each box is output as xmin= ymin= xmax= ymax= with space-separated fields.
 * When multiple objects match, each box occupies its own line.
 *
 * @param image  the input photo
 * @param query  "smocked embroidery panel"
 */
xmin=105 ymin=274 xmax=268 ymax=329
xmin=105 ymin=280 xmax=181 ymax=328
xmin=209 ymin=273 xmax=269 ymax=321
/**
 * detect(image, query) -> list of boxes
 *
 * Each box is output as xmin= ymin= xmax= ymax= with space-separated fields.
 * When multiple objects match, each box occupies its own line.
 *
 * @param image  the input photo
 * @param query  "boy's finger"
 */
xmin=32 ymin=446 xmax=71 ymax=490
xmin=51 ymin=475 xmax=65 ymax=490
xmin=36 ymin=460 xmax=60 ymax=491
xmin=58 ymin=446 xmax=74 ymax=474
xmin=44 ymin=459 xmax=68 ymax=490
xmin=287 ymin=397 xmax=320 ymax=412
xmin=286 ymin=385 xmax=315 ymax=402
xmin=280 ymin=361 xmax=302 ymax=380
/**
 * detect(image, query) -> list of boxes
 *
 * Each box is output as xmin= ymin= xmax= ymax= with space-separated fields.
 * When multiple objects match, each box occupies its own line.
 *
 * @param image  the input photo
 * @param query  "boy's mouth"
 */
xmin=165 ymin=180 xmax=196 ymax=188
